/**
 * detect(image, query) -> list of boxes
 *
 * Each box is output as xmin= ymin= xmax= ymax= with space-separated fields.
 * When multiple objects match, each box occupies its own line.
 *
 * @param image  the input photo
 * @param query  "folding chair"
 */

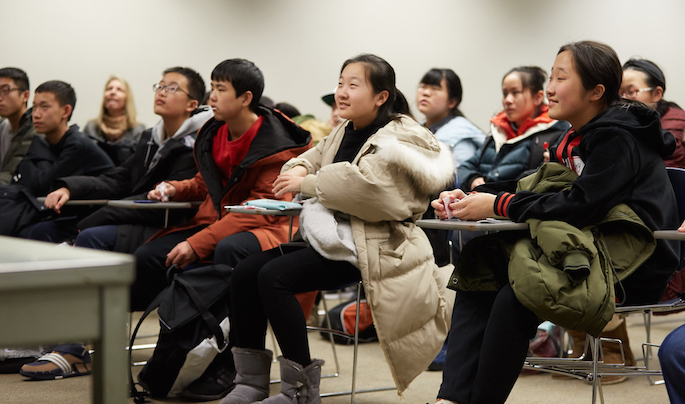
xmin=308 ymin=280 xmax=396 ymax=403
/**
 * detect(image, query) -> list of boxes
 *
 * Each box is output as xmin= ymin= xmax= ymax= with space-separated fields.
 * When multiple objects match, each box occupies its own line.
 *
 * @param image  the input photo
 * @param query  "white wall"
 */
xmin=3 ymin=0 xmax=684 ymax=133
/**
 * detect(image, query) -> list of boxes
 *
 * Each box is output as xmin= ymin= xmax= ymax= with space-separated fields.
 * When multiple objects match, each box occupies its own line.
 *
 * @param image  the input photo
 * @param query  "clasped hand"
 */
xmin=273 ymin=166 xmax=308 ymax=198
xmin=431 ymin=190 xmax=496 ymax=221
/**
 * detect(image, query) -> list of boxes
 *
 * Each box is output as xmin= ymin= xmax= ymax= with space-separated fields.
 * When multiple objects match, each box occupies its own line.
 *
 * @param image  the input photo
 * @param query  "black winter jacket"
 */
xmin=14 ymin=125 xmax=113 ymax=196
xmin=56 ymin=128 xmax=198 ymax=251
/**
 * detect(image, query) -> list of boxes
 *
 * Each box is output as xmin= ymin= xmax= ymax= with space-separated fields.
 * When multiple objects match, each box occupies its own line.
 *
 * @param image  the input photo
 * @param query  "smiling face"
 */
xmin=501 ymin=72 xmax=541 ymax=126
xmin=103 ymin=79 xmax=127 ymax=116
xmin=32 ymin=91 xmax=70 ymax=138
xmin=153 ymin=72 xmax=195 ymax=119
xmin=335 ymin=62 xmax=387 ymax=130
xmin=547 ymin=51 xmax=597 ymax=129
xmin=416 ymin=78 xmax=456 ymax=126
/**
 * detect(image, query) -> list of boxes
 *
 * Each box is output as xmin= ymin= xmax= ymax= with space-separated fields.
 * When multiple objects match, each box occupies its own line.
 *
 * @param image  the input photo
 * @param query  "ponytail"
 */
xmin=341 ymin=54 xmax=414 ymax=126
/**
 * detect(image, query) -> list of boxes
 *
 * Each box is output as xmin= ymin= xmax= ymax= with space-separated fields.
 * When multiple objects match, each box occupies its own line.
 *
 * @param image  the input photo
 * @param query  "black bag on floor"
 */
xmin=129 ymin=264 xmax=233 ymax=402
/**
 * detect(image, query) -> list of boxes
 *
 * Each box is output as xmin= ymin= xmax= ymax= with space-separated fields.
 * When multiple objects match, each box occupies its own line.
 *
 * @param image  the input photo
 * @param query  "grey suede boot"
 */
xmin=258 ymin=357 xmax=325 ymax=404
xmin=219 ymin=347 xmax=273 ymax=404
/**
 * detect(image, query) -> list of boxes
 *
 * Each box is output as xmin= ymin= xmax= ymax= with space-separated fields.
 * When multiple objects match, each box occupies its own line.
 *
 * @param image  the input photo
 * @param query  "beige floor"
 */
xmin=1 ymin=305 xmax=682 ymax=404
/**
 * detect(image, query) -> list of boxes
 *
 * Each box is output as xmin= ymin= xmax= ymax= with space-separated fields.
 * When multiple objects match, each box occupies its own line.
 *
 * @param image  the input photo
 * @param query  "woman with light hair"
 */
xmin=84 ymin=75 xmax=144 ymax=165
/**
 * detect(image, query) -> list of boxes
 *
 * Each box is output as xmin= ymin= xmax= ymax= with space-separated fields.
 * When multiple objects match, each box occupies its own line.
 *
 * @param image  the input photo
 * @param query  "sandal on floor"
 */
xmin=20 ymin=344 xmax=92 ymax=380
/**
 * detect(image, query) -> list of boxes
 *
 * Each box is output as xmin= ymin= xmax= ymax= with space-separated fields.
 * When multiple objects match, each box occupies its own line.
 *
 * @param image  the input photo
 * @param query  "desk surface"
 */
xmin=653 ymin=230 xmax=685 ymax=240
xmin=0 ymin=237 xmax=134 ymax=286
xmin=225 ymin=205 xmax=303 ymax=216
xmin=416 ymin=218 xmax=529 ymax=231
xmin=0 ymin=236 xmax=134 ymax=404
xmin=36 ymin=197 xmax=109 ymax=206
xmin=107 ymin=200 xmax=200 ymax=209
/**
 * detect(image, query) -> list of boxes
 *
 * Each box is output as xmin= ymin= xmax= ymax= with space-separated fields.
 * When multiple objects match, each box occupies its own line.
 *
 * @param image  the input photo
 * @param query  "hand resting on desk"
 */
xmin=148 ymin=181 xmax=176 ymax=201
xmin=44 ymin=187 xmax=71 ymax=214
xmin=431 ymin=189 xmax=496 ymax=221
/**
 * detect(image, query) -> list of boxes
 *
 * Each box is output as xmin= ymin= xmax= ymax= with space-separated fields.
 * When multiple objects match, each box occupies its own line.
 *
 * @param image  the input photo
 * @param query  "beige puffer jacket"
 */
xmin=283 ymin=115 xmax=456 ymax=394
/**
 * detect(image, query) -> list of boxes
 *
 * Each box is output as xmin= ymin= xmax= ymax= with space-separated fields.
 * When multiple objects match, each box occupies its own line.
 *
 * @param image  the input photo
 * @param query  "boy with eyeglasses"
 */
xmin=0 ymin=67 xmax=38 ymax=185
xmin=19 ymin=67 xmax=211 ymax=382
xmin=38 ymin=67 xmax=212 ymax=247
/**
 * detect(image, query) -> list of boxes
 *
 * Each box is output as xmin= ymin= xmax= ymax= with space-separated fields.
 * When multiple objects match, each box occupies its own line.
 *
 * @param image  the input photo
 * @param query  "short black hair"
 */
xmin=35 ymin=80 xmax=76 ymax=121
xmin=211 ymin=59 xmax=264 ymax=111
xmin=162 ymin=67 xmax=206 ymax=103
xmin=0 ymin=67 xmax=29 ymax=92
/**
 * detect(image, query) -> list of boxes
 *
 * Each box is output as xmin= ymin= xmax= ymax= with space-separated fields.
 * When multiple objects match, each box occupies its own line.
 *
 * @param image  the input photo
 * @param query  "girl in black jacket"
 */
xmin=432 ymin=41 xmax=680 ymax=404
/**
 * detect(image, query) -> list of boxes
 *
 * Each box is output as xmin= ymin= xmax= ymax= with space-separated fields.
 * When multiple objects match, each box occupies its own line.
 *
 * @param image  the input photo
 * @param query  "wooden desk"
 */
xmin=0 ymin=237 xmax=134 ymax=404
xmin=107 ymin=200 xmax=201 ymax=227
xmin=225 ymin=205 xmax=303 ymax=242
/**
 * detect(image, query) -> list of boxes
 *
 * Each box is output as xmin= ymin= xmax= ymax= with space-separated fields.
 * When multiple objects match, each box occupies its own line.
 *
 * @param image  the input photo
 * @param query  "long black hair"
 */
xmin=341 ymin=54 xmax=413 ymax=126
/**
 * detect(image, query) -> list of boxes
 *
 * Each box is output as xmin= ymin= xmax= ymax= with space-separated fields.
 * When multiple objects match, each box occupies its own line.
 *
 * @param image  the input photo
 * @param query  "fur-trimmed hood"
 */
xmin=372 ymin=130 xmax=455 ymax=196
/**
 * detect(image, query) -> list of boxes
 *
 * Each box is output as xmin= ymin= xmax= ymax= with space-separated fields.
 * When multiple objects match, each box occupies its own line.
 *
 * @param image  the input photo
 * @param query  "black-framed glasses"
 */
xmin=0 ymin=86 xmax=20 ymax=97
xmin=152 ymin=83 xmax=189 ymax=96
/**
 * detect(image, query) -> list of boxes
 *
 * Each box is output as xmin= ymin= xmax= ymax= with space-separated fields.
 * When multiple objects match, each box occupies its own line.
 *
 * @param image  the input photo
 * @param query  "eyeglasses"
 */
xmin=152 ymin=83 xmax=190 ymax=96
xmin=0 ymin=86 xmax=20 ymax=97
xmin=620 ymin=87 xmax=653 ymax=99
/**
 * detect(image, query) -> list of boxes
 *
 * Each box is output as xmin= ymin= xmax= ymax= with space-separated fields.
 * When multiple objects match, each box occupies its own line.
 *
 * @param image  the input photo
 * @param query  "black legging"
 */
xmin=438 ymin=285 xmax=540 ymax=404
xmin=230 ymin=245 xmax=361 ymax=366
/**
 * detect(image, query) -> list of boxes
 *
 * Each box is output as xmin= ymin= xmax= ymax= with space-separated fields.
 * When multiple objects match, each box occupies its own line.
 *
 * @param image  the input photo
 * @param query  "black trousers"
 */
xmin=437 ymin=285 xmax=540 ymax=404
xmin=230 ymin=245 xmax=361 ymax=366
xmin=131 ymin=227 xmax=260 ymax=311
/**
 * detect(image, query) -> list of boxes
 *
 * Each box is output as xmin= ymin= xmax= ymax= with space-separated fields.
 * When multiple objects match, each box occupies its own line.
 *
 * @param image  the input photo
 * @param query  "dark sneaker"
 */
xmin=180 ymin=365 xmax=236 ymax=402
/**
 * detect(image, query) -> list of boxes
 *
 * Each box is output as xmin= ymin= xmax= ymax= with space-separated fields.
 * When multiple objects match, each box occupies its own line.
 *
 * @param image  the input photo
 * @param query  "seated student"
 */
xmin=622 ymin=58 xmax=685 ymax=168
xmin=219 ymin=54 xmax=454 ymax=404
xmin=0 ymin=67 xmax=38 ymax=185
xmin=132 ymin=58 xmax=311 ymax=312
xmin=36 ymin=67 xmax=210 ymax=247
xmin=83 ymin=75 xmax=145 ymax=166
xmin=431 ymin=41 xmax=680 ymax=404
xmin=458 ymin=66 xmax=569 ymax=192
xmin=0 ymin=80 xmax=113 ymax=238
xmin=416 ymin=68 xmax=485 ymax=167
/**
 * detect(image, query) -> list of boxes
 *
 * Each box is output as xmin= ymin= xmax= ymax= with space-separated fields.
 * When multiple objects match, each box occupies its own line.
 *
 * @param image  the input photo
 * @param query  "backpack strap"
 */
xmin=128 ymin=291 xmax=166 ymax=402
xmin=175 ymin=276 xmax=229 ymax=352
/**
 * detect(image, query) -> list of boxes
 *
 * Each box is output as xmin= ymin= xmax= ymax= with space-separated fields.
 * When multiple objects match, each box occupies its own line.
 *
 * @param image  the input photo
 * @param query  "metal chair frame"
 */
xmin=306 ymin=281 xmax=396 ymax=403
xmin=525 ymin=167 xmax=685 ymax=403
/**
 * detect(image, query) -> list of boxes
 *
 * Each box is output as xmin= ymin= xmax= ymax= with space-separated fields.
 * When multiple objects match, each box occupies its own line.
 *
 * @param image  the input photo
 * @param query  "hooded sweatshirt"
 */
xmin=146 ymin=108 xmax=213 ymax=173
xmin=493 ymin=104 xmax=680 ymax=304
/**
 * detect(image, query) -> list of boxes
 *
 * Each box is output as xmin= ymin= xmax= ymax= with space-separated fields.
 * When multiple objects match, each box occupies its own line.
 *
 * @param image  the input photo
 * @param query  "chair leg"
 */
xmin=590 ymin=336 xmax=605 ymax=404
xmin=320 ymin=293 xmax=342 ymax=378
xmin=350 ymin=281 xmax=361 ymax=404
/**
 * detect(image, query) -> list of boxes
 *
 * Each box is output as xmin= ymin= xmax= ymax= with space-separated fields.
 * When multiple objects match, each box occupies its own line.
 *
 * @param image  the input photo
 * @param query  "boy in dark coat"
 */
xmin=0 ymin=80 xmax=113 ymax=237
xmin=40 ymin=67 xmax=210 ymax=247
